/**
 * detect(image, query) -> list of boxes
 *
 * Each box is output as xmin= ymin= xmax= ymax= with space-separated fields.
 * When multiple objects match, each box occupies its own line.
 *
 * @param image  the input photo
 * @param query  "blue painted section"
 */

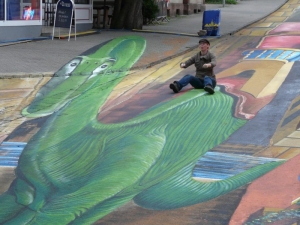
xmin=242 ymin=50 xmax=252 ymax=57
xmin=0 ymin=142 xmax=26 ymax=167
xmin=268 ymin=50 xmax=284 ymax=59
xmin=245 ymin=49 xmax=265 ymax=59
xmin=257 ymin=50 xmax=273 ymax=59
xmin=192 ymin=152 xmax=283 ymax=180
xmin=277 ymin=50 xmax=294 ymax=60
xmin=286 ymin=52 xmax=300 ymax=62
xmin=243 ymin=49 xmax=300 ymax=62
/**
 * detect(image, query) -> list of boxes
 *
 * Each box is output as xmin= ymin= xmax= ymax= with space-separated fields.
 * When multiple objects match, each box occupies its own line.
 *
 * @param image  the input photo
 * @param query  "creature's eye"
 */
xmin=93 ymin=63 xmax=109 ymax=74
xmin=89 ymin=59 xmax=116 ymax=79
xmin=56 ymin=58 xmax=82 ymax=77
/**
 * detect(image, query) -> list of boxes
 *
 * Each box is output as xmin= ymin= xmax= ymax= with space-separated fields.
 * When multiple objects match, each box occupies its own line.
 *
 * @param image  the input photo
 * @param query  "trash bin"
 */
xmin=202 ymin=9 xmax=221 ymax=36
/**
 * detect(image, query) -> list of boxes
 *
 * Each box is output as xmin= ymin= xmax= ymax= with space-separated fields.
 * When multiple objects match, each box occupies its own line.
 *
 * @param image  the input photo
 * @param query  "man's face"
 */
xmin=199 ymin=42 xmax=209 ymax=51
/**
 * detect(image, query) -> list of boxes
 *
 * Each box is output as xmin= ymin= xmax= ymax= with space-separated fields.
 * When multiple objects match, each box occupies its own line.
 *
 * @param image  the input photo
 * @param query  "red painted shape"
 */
xmin=269 ymin=22 xmax=300 ymax=35
xmin=229 ymin=154 xmax=300 ymax=225
xmin=218 ymin=77 xmax=274 ymax=120
xmin=259 ymin=36 xmax=300 ymax=49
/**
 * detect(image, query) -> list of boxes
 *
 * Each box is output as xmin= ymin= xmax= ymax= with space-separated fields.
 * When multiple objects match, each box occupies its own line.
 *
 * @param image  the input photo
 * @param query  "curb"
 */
xmin=0 ymin=72 xmax=54 ymax=79
xmin=0 ymin=37 xmax=50 ymax=47
xmin=132 ymin=29 xmax=199 ymax=37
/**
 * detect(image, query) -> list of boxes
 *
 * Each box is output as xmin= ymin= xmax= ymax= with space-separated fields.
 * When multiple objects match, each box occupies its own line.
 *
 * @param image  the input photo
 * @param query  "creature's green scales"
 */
xmin=0 ymin=36 xmax=283 ymax=224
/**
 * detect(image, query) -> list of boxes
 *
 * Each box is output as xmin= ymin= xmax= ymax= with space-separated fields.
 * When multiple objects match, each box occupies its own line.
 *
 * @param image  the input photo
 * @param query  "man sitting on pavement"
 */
xmin=169 ymin=38 xmax=217 ymax=94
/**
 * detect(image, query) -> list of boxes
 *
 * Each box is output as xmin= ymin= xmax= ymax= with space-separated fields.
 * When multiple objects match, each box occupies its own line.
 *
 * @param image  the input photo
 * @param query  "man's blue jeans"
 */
xmin=176 ymin=75 xmax=216 ymax=91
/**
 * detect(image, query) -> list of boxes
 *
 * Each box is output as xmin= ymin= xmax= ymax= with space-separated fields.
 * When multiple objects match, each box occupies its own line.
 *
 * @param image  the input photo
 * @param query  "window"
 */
xmin=0 ymin=0 xmax=4 ymax=20
xmin=74 ymin=0 xmax=89 ymax=4
xmin=5 ymin=0 xmax=40 ymax=20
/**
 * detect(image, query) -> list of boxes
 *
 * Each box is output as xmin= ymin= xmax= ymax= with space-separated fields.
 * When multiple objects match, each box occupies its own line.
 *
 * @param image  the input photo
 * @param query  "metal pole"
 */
xmin=223 ymin=0 xmax=225 ymax=7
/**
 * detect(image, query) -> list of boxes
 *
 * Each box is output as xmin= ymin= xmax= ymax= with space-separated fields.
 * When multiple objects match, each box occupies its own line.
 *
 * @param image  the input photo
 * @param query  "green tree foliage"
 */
xmin=142 ymin=0 xmax=159 ymax=24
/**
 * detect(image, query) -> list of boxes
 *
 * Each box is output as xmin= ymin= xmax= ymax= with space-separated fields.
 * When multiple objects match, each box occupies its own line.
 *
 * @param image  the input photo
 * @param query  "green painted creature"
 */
xmin=0 ymin=36 xmax=283 ymax=224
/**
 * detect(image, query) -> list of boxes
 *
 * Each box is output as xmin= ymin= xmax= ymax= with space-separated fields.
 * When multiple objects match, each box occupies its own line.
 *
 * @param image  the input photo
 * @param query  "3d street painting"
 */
xmin=0 ymin=1 xmax=300 ymax=224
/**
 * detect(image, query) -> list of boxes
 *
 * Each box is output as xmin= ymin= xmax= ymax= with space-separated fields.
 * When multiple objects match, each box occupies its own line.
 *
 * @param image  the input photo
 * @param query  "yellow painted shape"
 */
xmin=115 ymin=68 xmax=158 ymax=89
xmin=265 ymin=17 xmax=288 ymax=22
xmin=283 ymin=11 xmax=294 ymax=16
xmin=278 ymin=7 xmax=295 ymax=12
xmin=270 ymin=12 xmax=285 ymax=16
xmin=288 ymin=0 xmax=299 ymax=4
xmin=271 ymin=117 xmax=300 ymax=145
xmin=104 ymin=53 xmax=188 ymax=104
xmin=156 ymin=67 xmax=183 ymax=83
xmin=106 ymin=68 xmax=157 ymax=103
xmin=0 ymin=90 xmax=27 ymax=100
xmin=263 ymin=208 xmax=284 ymax=215
xmin=289 ymin=4 xmax=300 ymax=9
xmin=0 ymin=167 xmax=15 ymax=195
xmin=0 ymin=98 xmax=23 ymax=109
xmin=217 ymin=60 xmax=285 ymax=97
xmin=181 ymin=49 xmax=199 ymax=62
xmin=257 ymin=62 xmax=293 ymax=98
xmin=217 ymin=60 xmax=263 ymax=79
xmin=288 ymin=131 xmax=300 ymax=138
xmin=280 ymin=4 xmax=289 ymax=8
xmin=0 ymin=117 xmax=27 ymax=136
xmin=241 ymin=60 xmax=285 ymax=97
xmin=102 ymin=48 xmax=200 ymax=108
xmin=278 ymin=147 xmax=300 ymax=159
xmin=270 ymin=22 xmax=281 ymax=27
xmin=275 ymin=138 xmax=300 ymax=147
xmin=234 ymin=29 xmax=252 ymax=36
xmin=254 ymin=146 xmax=289 ymax=157
xmin=137 ymin=55 xmax=185 ymax=84
xmin=250 ymin=22 xmax=273 ymax=28
xmin=292 ymin=197 xmax=300 ymax=205
xmin=0 ymin=77 xmax=43 ymax=90
xmin=250 ymin=29 xmax=270 ymax=36
xmin=0 ymin=77 xmax=50 ymax=141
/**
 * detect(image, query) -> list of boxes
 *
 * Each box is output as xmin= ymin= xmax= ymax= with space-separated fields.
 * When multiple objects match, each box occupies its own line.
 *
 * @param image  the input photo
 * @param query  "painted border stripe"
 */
xmin=192 ymin=151 xmax=283 ymax=180
xmin=0 ymin=142 xmax=27 ymax=167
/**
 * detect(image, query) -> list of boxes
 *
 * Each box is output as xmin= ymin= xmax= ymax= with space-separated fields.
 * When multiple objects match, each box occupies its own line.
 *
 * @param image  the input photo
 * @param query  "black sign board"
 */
xmin=55 ymin=0 xmax=73 ymax=28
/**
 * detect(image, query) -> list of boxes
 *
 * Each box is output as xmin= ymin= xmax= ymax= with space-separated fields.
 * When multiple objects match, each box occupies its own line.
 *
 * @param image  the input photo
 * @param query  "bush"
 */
xmin=142 ymin=0 xmax=159 ymax=24
xmin=205 ymin=0 xmax=237 ymax=4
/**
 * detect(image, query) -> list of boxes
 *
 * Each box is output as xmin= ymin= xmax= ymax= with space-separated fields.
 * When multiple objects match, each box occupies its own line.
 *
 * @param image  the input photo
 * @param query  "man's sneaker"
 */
xmin=204 ymin=85 xmax=215 ymax=94
xmin=169 ymin=82 xmax=179 ymax=93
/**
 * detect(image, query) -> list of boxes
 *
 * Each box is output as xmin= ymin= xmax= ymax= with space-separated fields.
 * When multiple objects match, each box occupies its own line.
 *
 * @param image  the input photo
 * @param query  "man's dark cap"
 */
xmin=199 ymin=38 xmax=210 ymax=45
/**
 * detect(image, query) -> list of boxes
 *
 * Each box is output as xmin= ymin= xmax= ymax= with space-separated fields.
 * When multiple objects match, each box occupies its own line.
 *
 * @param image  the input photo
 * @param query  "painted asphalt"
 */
xmin=0 ymin=0 xmax=287 ymax=77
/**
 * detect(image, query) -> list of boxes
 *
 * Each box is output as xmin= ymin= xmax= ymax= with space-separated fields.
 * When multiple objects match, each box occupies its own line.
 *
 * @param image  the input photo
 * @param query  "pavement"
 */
xmin=0 ymin=0 xmax=288 ymax=77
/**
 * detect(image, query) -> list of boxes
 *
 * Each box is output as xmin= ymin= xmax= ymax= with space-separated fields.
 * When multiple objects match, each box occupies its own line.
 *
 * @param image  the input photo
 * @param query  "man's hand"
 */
xmin=180 ymin=63 xmax=186 ymax=68
xmin=203 ymin=63 xmax=211 ymax=68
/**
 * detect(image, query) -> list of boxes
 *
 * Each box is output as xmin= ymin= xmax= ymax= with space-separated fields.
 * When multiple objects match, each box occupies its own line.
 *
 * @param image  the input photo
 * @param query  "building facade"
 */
xmin=0 ymin=0 xmax=94 ymax=42
xmin=167 ymin=0 xmax=205 ymax=17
